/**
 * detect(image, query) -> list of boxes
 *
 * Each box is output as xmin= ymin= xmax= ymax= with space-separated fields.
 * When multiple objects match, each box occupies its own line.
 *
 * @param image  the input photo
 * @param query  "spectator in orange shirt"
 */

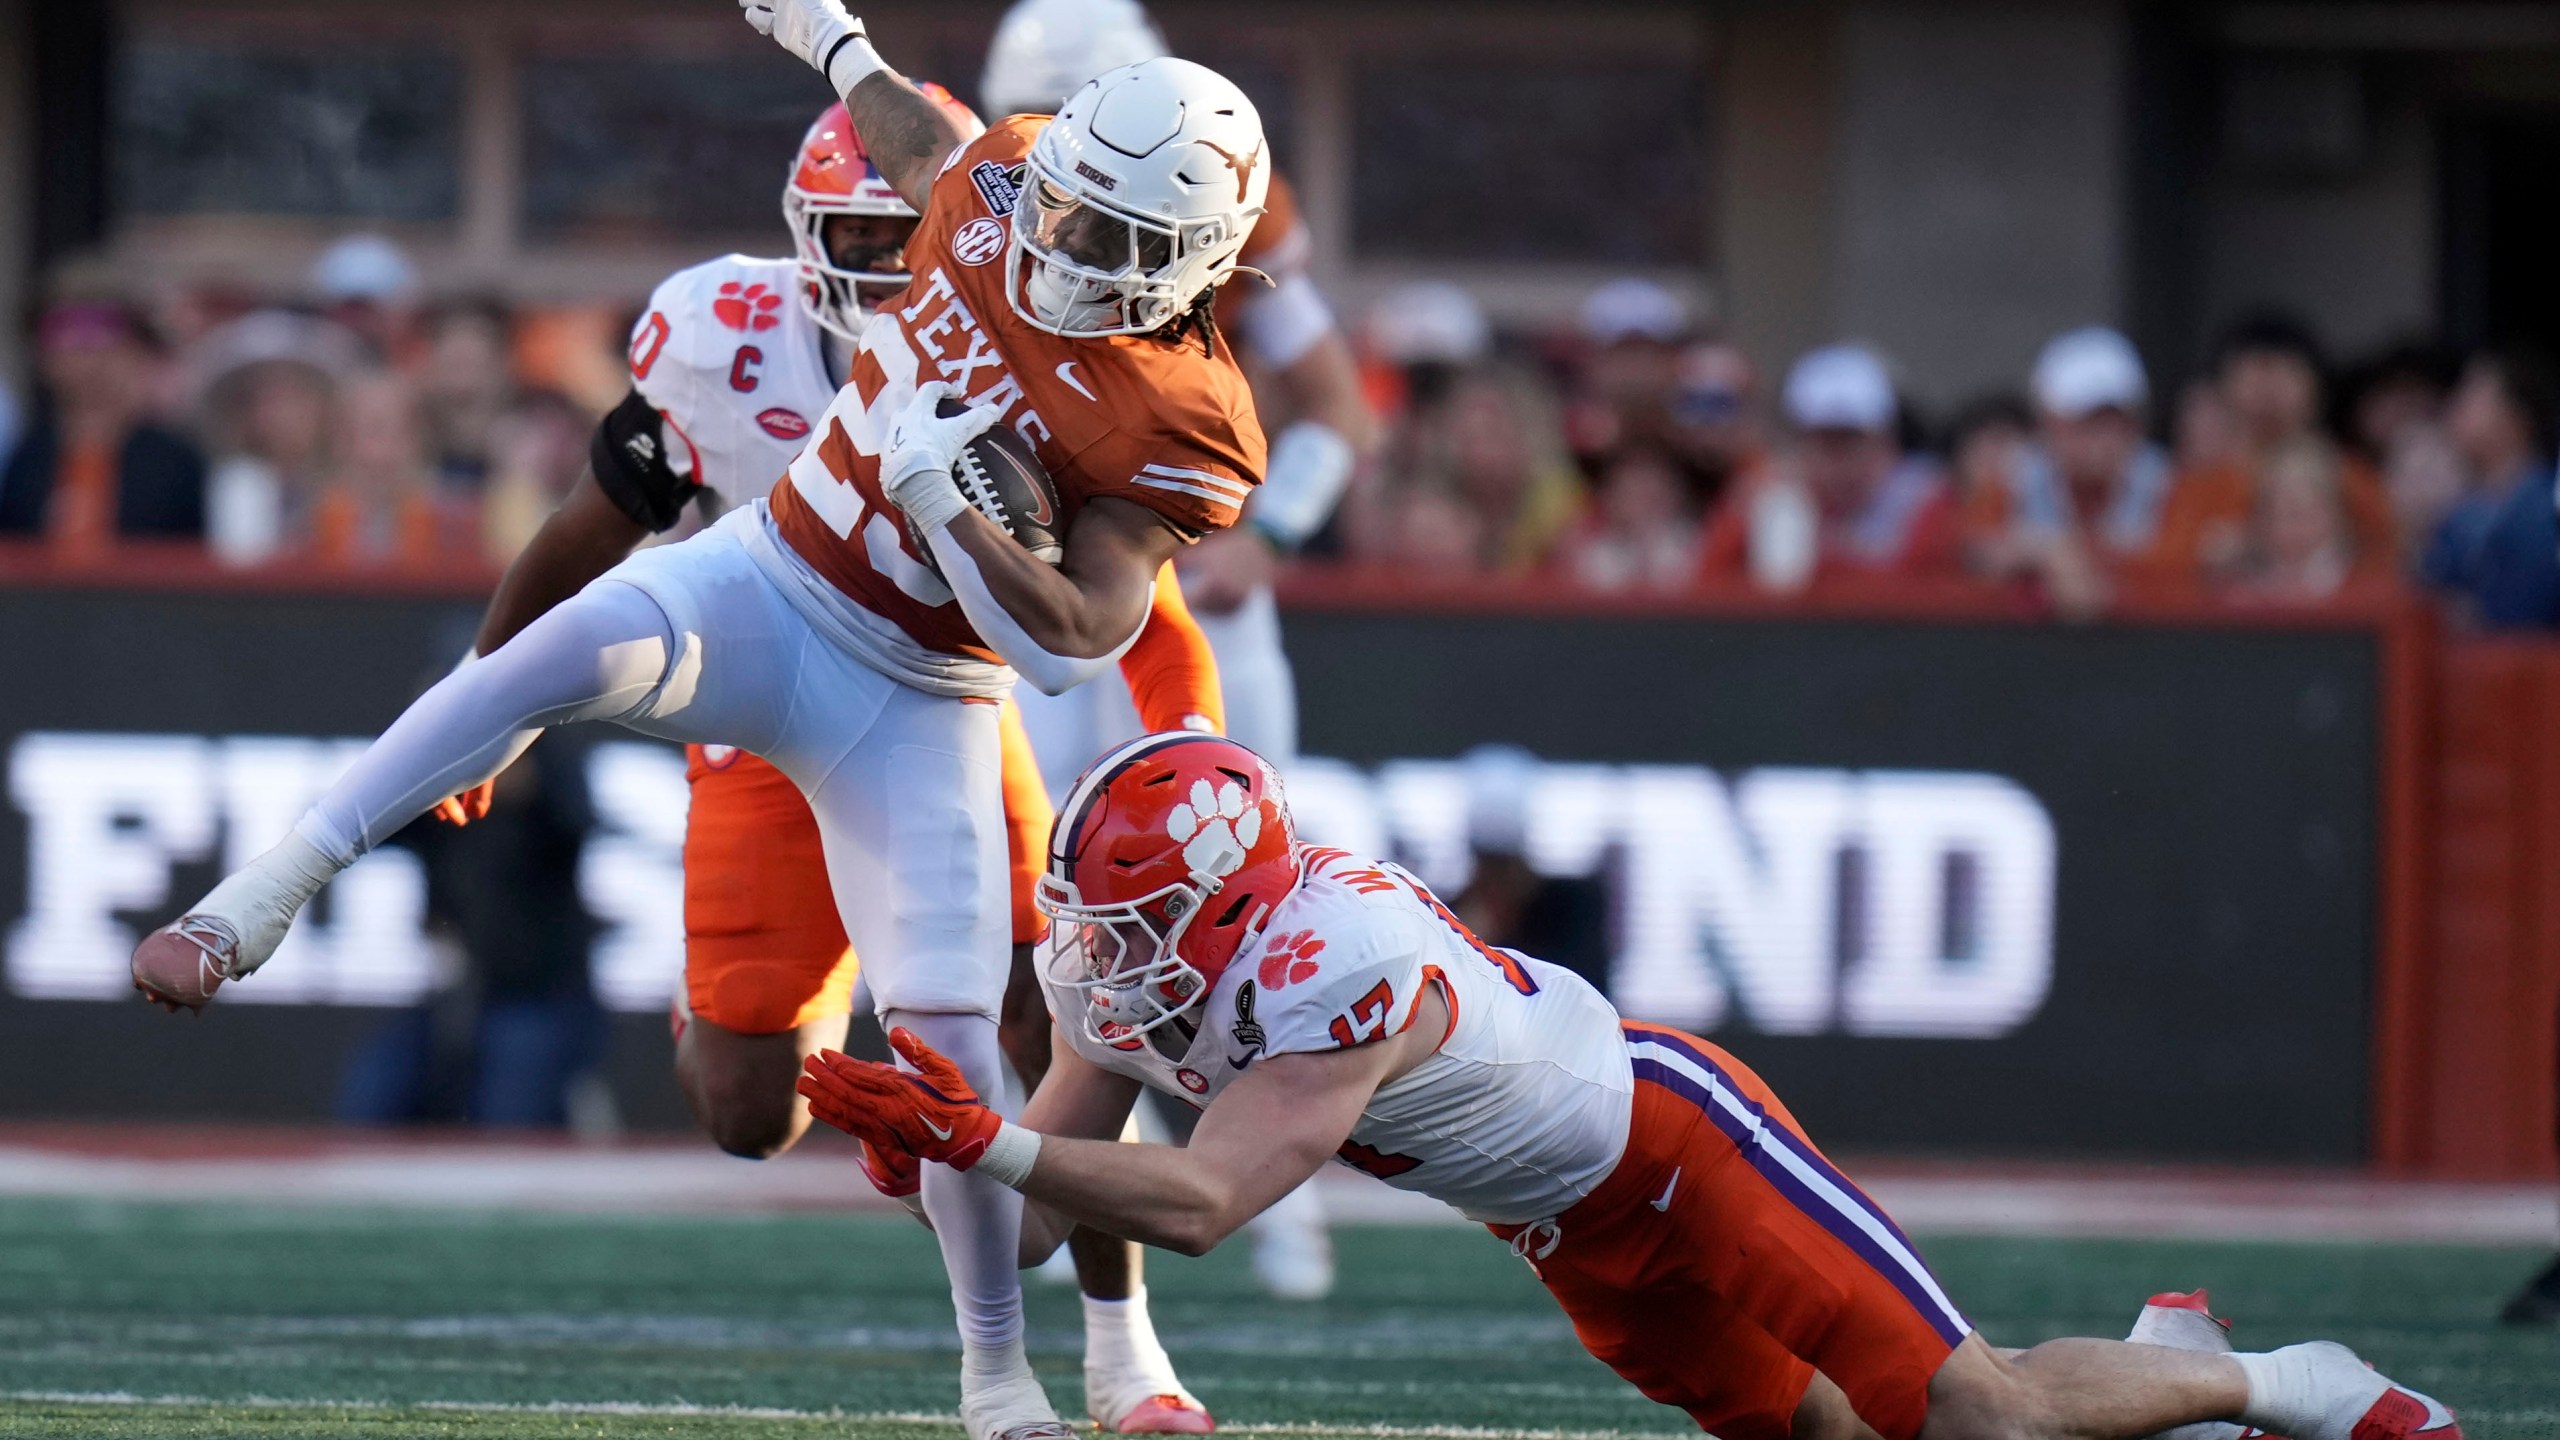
xmin=311 ymin=370 xmax=477 ymax=569
xmin=1705 ymin=343 xmax=1957 ymax=586
xmin=2145 ymin=314 xmax=2395 ymax=583
xmin=0 ymin=300 xmax=205 ymax=554
xmin=1664 ymin=338 xmax=1764 ymax=519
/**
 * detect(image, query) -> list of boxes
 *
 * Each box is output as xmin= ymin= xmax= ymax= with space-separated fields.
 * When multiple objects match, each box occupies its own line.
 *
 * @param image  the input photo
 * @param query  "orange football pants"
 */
xmin=1489 ymin=1025 xmax=1968 ymax=1440
xmin=680 ymin=700 xmax=1055 ymax=1034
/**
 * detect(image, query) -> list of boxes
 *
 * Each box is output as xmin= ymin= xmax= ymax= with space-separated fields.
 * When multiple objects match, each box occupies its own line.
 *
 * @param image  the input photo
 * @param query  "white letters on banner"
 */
xmin=3 ymin=734 xmax=2054 ymax=1037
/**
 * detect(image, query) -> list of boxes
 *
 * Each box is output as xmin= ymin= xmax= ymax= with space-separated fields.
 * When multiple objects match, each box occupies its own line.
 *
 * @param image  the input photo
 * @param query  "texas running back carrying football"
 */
xmin=130 ymin=0 xmax=1276 ymax=1433
xmin=416 ymin=86 xmax=1222 ymax=1436
xmin=980 ymin=0 xmax=1383 ymax=1302
xmin=798 ymin=732 xmax=2467 ymax=1440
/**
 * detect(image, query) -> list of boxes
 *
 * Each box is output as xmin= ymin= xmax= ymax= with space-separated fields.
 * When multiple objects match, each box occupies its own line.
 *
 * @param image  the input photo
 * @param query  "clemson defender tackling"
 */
xmin=131 ymin=0 xmax=1278 ymax=1433
xmin=798 ymin=732 xmax=2467 ymax=1440
xmin=420 ymin=88 xmax=1219 ymax=1434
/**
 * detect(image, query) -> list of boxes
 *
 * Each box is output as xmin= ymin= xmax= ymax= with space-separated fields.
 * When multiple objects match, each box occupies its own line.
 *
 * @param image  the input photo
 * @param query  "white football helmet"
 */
xmin=980 ymin=0 xmax=1168 ymax=118
xmin=1006 ymin=57 xmax=1268 ymax=339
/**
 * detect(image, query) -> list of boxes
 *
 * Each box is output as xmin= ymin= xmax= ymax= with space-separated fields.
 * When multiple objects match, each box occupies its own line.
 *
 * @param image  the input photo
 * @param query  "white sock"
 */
xmin=189 ymin=828 xmax=344 ymax=975
xmin=2231 ymin=1347 xmax=2324 ymax=1438
xmin=1084 ymin=1285 xmax=1175 ymax=1382
xmin=888 ymin=1010 xmax=1029 ymax=1365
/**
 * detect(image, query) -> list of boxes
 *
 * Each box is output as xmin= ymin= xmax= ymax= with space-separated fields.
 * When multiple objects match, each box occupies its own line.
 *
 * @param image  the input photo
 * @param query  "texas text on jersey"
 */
xmin=768 ymin=116 xmax=1266 ymax=680
xmin=1045 ymin=844 xmax=1635 ymax=1226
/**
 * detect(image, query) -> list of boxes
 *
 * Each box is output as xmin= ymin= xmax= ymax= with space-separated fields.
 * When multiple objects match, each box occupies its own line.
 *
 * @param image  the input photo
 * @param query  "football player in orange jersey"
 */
xmin=975 ymin=0 xmax=1379 ymax=1305
xmin=131 ymin=2 xmax=1278 ymax=1434
xmin=418 ymin=94 xmax=1220 ymax=1434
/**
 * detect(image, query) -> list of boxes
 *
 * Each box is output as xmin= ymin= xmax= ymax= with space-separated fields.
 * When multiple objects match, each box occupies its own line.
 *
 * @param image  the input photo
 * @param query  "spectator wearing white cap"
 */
xmin=1567 ymin=278 xmax=1690 ymax=466
xmin=1964 ymin=328 xmax=2176 ymax=617
xmin=1704 ymin=343 xmax=1956 ymax=583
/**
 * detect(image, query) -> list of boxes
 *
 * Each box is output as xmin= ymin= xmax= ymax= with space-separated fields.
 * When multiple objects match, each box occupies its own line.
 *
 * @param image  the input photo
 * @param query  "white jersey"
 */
xmin=1048 ymin=846 xmax=1635 ymax=1225
xmin=628 ymin=254 xmax=843 ymax=505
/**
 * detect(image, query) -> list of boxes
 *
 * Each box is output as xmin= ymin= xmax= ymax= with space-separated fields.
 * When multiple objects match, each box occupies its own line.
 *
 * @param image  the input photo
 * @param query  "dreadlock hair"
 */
xmin=1155 ymin=285 xmax=1222 ymax=358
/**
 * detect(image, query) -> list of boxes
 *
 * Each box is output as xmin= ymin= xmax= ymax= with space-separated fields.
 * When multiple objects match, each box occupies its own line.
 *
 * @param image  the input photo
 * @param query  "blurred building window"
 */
xmin=521 ymin=52 xmax=827 ymax=242
xmin=1350 ymin=57 xmax=1703 ymax=265
xmin=116 ymin=44 xmax=461 ymax=220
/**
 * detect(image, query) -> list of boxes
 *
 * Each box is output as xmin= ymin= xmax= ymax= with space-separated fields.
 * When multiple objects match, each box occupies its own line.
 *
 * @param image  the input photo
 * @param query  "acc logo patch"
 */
xmin=1175 ymin=1068 xmax=1209 ymax=1094
xmin=1097 ymin=1019 xmax=1145 ymax=1053
xmin=756 ymin=407 xmax=810 ymax=440
xmin=970 ymin=160 xmax=1021 ymax=216
xmin=952 ymin=216 xmax=1008 ymax=267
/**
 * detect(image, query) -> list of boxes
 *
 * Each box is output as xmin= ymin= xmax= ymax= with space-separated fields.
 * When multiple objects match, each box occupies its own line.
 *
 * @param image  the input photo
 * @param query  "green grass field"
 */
xmin=1 ymin=1199 xmax=2554 ymax=1439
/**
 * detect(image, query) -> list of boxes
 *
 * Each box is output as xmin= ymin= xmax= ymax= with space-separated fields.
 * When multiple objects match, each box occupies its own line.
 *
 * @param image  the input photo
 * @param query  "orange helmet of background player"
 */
xmin=1036 ymin=732 xmax=1302 ymax=1045
xmin=784 ymin=84 xmax=984 ymax=341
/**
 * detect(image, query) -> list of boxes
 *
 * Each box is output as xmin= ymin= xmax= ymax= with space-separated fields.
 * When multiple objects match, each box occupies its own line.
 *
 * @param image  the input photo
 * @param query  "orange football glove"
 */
xmin=431 ymin=778 xmax=497 ymax=827
xmin=796 ymin=1028 xmax=1005 ymax=1170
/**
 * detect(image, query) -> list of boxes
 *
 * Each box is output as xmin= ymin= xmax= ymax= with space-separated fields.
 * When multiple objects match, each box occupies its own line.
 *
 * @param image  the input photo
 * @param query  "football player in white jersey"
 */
xmin=422 ymin=93 xmax=1220 ymax=1435
xmin=798 ymin=733 xmax=2467 ymax=1440
xmin=132 ymin=1 xmax=1281 ymax=1433
xmin=979 ymin=0 xmax=1379 ymax=1302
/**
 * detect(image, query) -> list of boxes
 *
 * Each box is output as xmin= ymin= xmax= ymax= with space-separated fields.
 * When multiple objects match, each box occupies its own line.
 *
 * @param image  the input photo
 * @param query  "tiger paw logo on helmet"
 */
xmin=1257 ymin=930 xmax=1325 ymax=990
xmin=1166 ymin=777 xmax=1261 ymax=879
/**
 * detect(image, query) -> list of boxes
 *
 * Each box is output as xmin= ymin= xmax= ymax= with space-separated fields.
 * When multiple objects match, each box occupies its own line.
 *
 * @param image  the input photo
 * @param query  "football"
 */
xmin=907 ymin=397 xmax=1065 ymax=575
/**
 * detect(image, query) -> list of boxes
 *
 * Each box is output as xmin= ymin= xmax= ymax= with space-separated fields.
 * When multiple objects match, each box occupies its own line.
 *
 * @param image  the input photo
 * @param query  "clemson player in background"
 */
xmin=799 ymin=732 xmax=2466 ymax=1440
xmin=135 ymin=2 xmax=1277 ymax=1431
xmin=417 ymin=94 xmax=1222 ymax=1434
xmin=980 ymin=0 xmax=1379 ymax=1302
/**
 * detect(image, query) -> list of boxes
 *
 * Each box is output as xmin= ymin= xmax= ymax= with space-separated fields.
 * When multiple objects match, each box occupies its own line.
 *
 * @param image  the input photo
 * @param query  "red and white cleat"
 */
xmin=130 ymin=915 xmax=246 ymax=1012
xmin=2252 ymin=1342 xmax=2460 ymax=1440
xmin=1090 ymin=1388 xmax=1215 ymax=1435
xmin=2130 ymin=1288 xmax=2235 ymax=1353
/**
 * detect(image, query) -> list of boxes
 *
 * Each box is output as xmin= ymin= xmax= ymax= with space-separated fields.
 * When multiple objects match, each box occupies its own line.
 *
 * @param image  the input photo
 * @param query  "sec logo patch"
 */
xmin=953 ymin=216 xmax=1007 ymax=267
xmin=756 ymin=407 xmax=809 ymax=440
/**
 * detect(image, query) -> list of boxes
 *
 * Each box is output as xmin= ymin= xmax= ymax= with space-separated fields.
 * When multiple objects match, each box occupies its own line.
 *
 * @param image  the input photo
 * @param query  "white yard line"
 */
xmin=0 ymin=1390 xmax=1678 ymax=1438
xmin=0 ymin=1138 xmax=2551 ymax=1243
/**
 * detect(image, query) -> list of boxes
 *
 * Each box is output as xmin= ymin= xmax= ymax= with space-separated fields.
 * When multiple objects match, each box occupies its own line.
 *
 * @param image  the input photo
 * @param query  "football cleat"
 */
xmin=2130 ymin=1289 xmax=2236 ymax=1353
xmin=1088 ymin=1387 xmax=1215 ymax=1436
xmin=2253 ymin=1342 xmax=2460 ymax=1440
xmin=130 ymin=915 xmax=245 ymax=1012
xmin=962 ymin=1363 xmax=1070 ymax=1440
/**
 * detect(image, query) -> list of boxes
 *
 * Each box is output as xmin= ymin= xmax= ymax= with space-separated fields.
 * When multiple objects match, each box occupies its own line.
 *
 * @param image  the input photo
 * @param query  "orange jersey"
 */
xmin=768 ymin=117 xmax=1267 ymax=669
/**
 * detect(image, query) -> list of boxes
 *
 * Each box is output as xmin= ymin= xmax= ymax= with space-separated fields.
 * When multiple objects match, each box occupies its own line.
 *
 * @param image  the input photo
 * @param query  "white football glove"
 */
xmin=738 ymin=0 xmax=881 ymax=96
xmin=882 ymin=381 xmax=1002 ymax=535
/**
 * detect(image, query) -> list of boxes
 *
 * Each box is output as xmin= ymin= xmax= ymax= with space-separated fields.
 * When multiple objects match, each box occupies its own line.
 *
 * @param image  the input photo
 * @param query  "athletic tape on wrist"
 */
xmin=888 ymin=458 xmax=970 ymax=535
xmin=975 ymin=1120 xmax=1042 ymax=1188
xmin=821 ymin=30 xmax=888 ymax=100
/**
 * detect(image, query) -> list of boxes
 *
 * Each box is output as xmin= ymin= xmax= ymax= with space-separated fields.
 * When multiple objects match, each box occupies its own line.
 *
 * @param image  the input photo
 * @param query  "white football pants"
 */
xmin=290 ymin=506 xmax=1026 ymax=1359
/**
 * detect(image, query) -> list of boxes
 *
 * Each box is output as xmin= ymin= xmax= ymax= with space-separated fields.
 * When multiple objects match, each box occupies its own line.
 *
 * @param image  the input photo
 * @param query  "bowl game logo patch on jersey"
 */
xmin=756 ymin=408 xmax=810 ymax=440
xmin=970 ymin=160 xmax=1020 ymax=216
xmin=953 ymin=216 xmax=1007 ymax=267
xmin=1230 ymin=979 xmax=1266 ymax=1052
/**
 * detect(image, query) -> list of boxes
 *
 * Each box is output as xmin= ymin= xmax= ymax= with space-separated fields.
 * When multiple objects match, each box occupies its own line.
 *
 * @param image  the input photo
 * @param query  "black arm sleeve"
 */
xmin=589 ymin=388 xmax=700 ymax=534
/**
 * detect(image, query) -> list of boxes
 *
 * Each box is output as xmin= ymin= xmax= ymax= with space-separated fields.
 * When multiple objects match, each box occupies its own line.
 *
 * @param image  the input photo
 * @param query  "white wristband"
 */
xmin=822 ymin=30 xmax=888 ymax=100
xmin=973 ymin=1120 xmax=1042 ymax=1189
xmin=886 ymin=456 xmax=970 ymax=535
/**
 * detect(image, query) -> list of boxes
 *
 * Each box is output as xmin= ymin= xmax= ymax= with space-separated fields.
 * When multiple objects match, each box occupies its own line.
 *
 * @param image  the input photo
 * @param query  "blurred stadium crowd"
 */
xmin=6 ymin=232 xmax=2555 ymax=630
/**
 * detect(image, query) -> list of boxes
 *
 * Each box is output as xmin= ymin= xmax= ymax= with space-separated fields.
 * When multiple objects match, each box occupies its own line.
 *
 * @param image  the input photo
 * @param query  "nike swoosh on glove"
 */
xmin=796 ymin=1027 xmax=1006 ymax=1169
xmin=879 ymin=380 xmax=1003 ymax=535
